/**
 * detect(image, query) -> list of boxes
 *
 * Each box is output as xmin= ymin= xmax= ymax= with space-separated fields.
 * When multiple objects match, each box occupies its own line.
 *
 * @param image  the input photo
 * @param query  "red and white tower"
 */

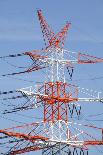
xmin=0 ymin=10 xmax=103 ymax=155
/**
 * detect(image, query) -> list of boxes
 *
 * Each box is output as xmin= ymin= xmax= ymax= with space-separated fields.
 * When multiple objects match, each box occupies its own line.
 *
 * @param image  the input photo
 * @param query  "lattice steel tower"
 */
xmin=1 ymin=10 xmax=103 ymax=155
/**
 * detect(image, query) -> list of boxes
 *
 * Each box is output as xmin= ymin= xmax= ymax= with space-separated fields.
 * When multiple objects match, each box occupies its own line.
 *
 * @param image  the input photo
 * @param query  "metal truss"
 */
xmin=1 ymin=9 xmax=103 ymax=155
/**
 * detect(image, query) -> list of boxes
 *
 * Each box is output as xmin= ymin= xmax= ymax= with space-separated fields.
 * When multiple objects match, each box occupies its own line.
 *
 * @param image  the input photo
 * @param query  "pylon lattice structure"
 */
xmin=0 ymin=10 xmax=103 ymax=155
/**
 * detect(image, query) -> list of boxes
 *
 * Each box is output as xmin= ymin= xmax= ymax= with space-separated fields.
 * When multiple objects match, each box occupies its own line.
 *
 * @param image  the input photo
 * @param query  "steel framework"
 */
xmin=0 ymin=10 xmax=103 ymax=155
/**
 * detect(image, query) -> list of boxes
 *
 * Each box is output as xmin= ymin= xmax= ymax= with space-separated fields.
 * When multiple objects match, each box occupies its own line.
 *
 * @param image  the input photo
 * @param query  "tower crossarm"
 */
xmin=17 ymin=87 xmax=103 ymax=103
xmin=78 ymin=52 xmax=103 ymax=64
xmin=1 ymin=49 xmax=103 ymax=78
xmin=84 ymin=140 xmax=103 ymax=145
xmin=0 ymin=121 xmax=51 ymax=155
xmin=0 ymin=129 xmax=48 ymax=142
xmin=78 ymin=97 xmax=103 ymax=102
xmin=26 ymin=50 xmax=103 ymax=68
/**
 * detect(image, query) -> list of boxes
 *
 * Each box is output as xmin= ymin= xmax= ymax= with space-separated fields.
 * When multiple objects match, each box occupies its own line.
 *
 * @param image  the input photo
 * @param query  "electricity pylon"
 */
xmin=0 ymin=10 xmax=103 ymax=155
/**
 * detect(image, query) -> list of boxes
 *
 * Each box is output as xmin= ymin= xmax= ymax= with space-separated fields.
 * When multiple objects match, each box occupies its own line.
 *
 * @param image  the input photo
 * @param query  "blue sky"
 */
xmin=0 ymin=0 xmax=103 ymax=154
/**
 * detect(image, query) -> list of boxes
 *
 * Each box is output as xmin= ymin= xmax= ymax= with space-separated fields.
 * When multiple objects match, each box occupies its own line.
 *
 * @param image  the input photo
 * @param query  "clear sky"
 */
xmin=0 ymin=0 xmax=103 ymax=155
